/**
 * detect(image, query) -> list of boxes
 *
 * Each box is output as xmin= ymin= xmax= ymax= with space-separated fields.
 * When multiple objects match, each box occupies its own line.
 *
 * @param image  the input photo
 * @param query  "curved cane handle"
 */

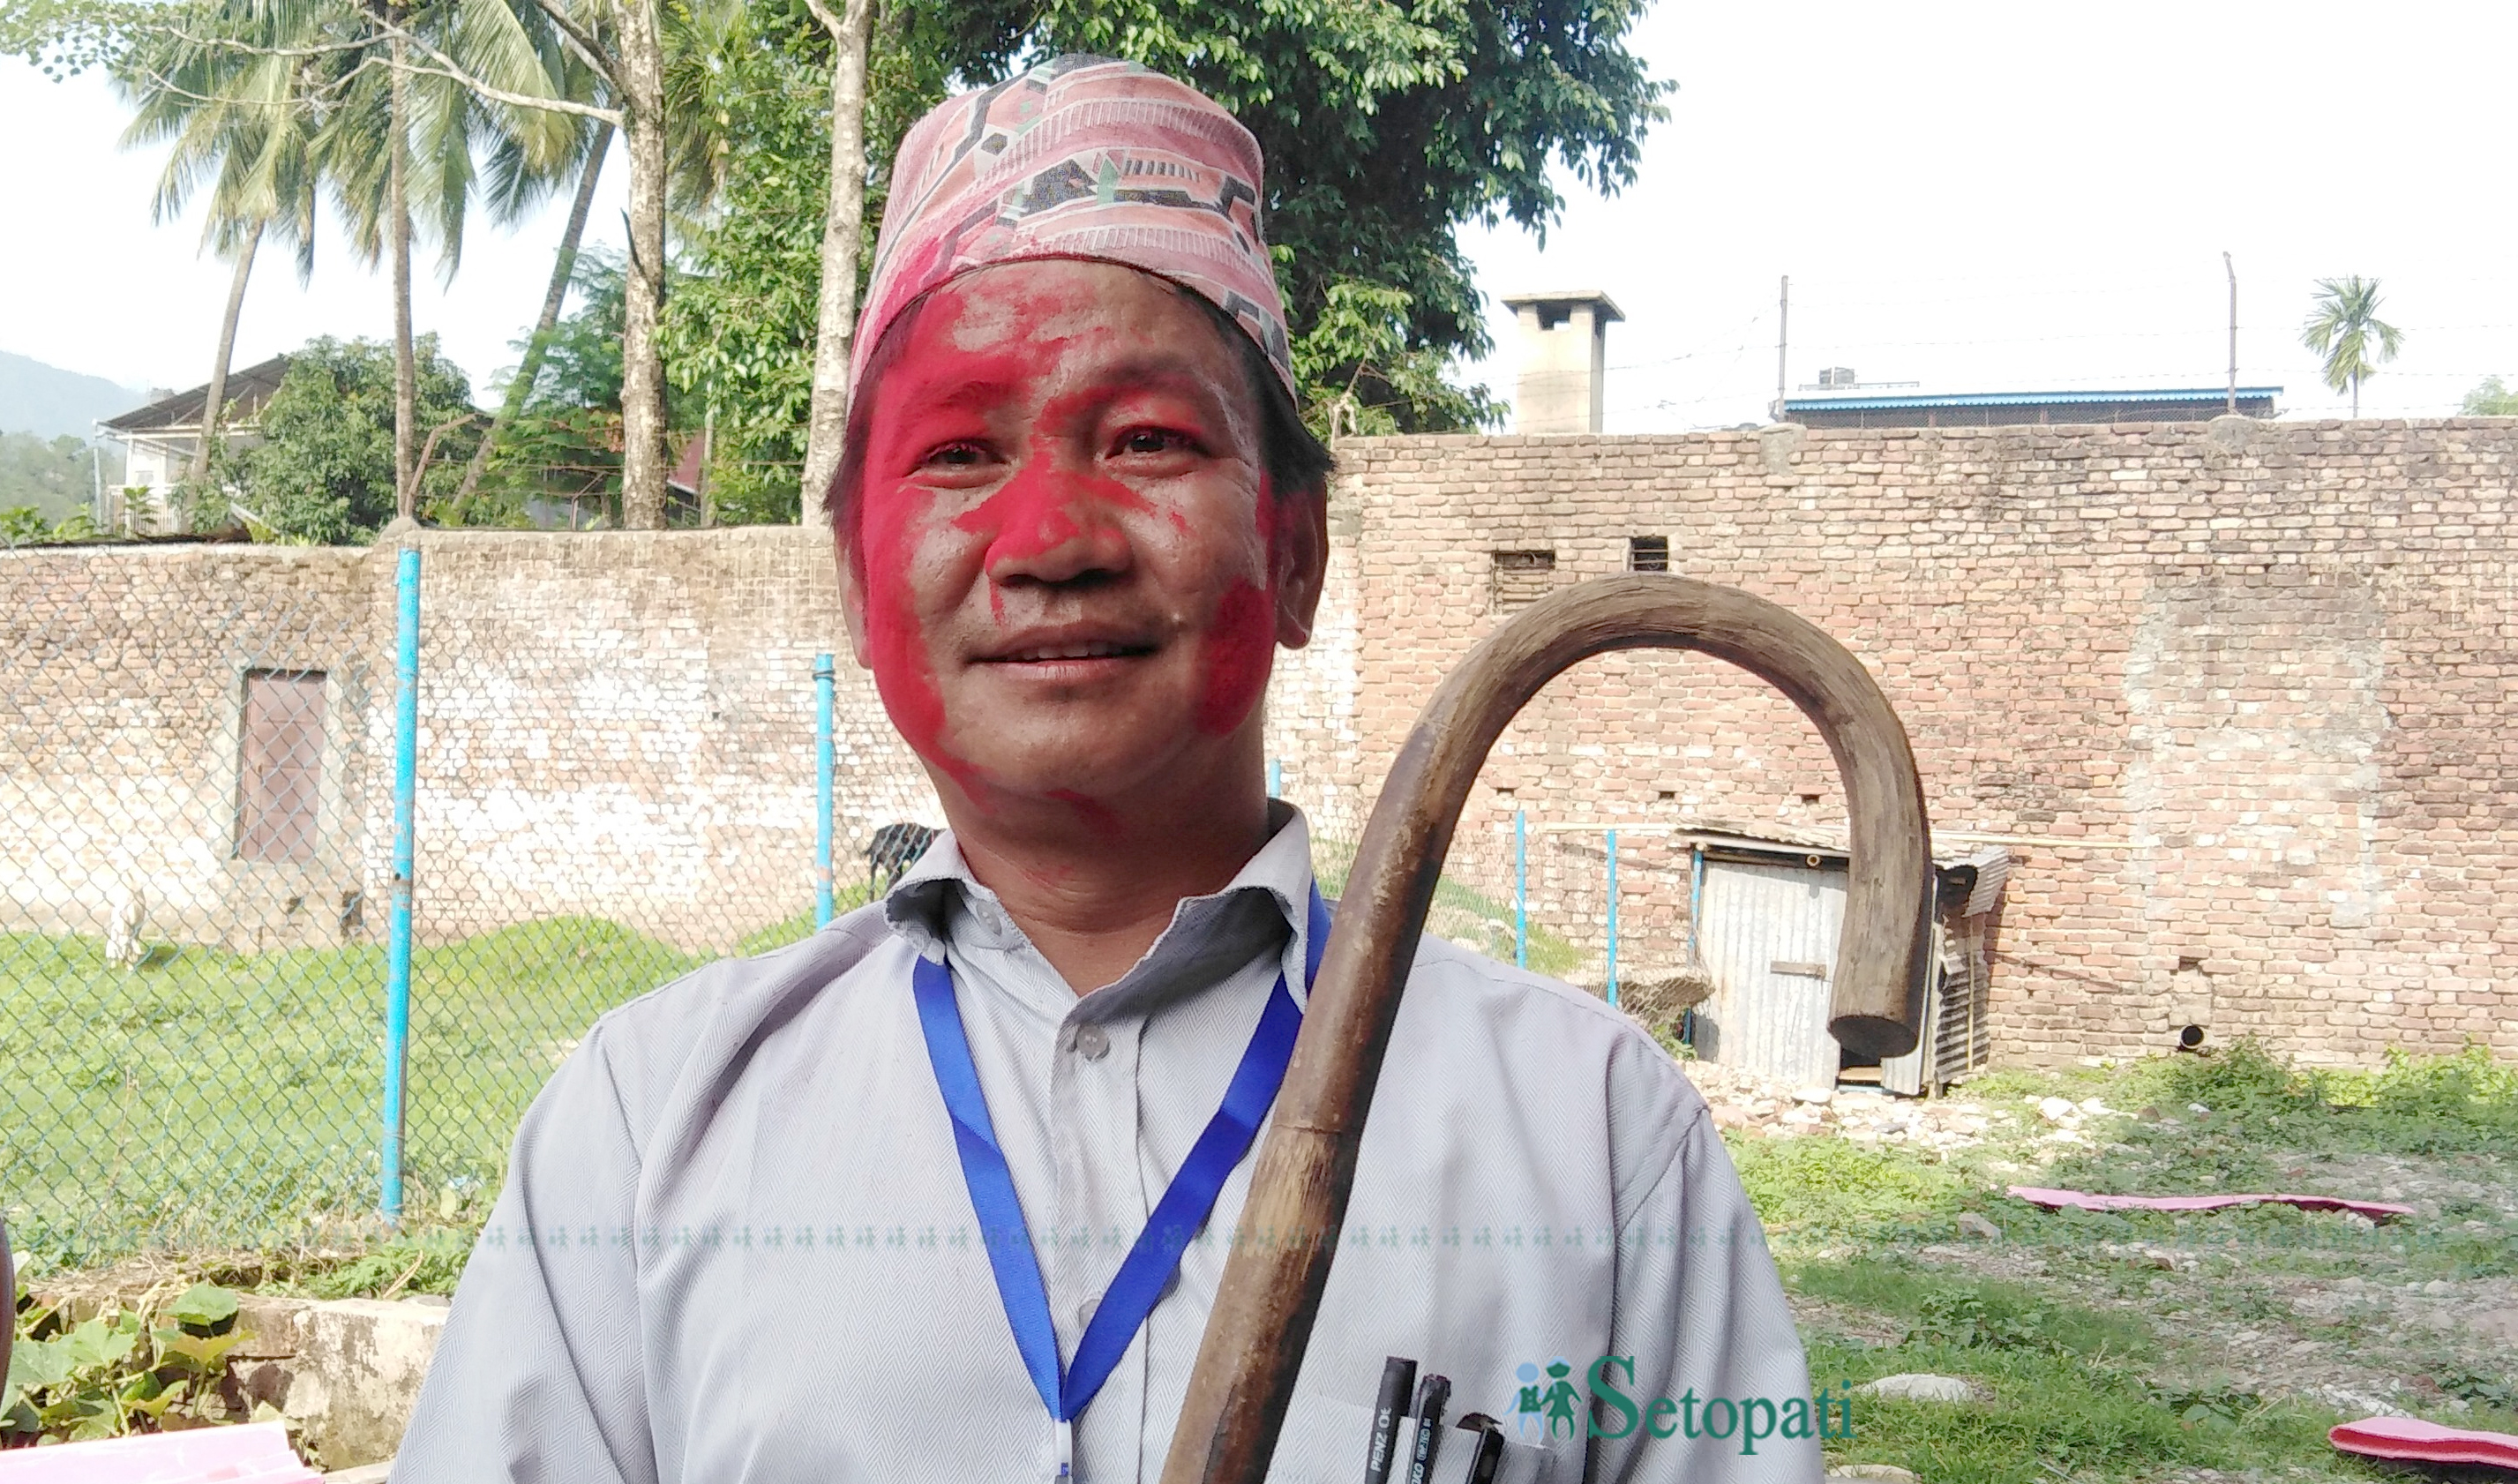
xmin=1159 ymin=576 xmax=1933 ymax=1484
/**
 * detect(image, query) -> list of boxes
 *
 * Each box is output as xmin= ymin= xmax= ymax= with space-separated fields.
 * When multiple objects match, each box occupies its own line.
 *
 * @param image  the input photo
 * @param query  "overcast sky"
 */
xmin=5 ymin=0 xmax=2512 ymax=429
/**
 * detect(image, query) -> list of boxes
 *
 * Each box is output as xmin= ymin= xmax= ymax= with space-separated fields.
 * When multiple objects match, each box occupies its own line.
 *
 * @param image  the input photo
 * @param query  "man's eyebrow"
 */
xmin=1089 ymin=356 xmax=1229 ymax=399
xmin=896 ymin=377 xmax=1020 ymax=414
xmin=888 ymin=356 xmax=1236 ymax=416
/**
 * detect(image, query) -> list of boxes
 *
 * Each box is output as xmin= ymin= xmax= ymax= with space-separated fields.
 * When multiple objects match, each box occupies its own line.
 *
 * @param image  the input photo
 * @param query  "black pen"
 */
xmin=1404 ymin=1374 xmax=1450 ymax=1484
xmin=1361 ymin=1356 xmax=1418 ymax=1484
xmin=1453 ymin=1413 xmax=1505 ymax=1484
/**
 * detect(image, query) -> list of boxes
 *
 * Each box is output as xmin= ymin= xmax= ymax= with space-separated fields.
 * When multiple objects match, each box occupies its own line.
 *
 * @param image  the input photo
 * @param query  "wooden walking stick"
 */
xmin=1158 ymin=575 xmax=1934 ymax=1484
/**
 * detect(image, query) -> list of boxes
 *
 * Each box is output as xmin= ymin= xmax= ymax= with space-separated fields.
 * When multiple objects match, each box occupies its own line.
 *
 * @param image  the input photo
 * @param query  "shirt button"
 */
xmin=1075 ymin=1024 xmax=1111 ymax=1061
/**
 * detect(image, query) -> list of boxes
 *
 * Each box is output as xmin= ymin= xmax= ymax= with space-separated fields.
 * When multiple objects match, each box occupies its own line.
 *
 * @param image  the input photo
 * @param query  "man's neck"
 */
xmin=943 ymin=781 xmax=1276 ymax=993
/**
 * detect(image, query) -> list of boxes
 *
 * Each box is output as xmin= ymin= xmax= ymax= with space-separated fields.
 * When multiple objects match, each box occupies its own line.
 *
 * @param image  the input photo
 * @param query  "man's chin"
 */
xmin=934 ymin=742 xmax=1180 ymax=817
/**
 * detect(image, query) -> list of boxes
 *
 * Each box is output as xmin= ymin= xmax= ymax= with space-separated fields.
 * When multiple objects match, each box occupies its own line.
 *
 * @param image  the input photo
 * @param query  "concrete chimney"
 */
xmin=1502 ymin=290 xmax=1623 ymax=434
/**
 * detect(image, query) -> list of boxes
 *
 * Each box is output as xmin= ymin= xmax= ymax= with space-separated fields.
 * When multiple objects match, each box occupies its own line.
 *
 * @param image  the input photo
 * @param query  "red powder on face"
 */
xmin=1193 ymin=474 xmax=1291 ymax=737
xmin=858 ymin=462 xmax=990 ymax=798
xmin=952 ymin=386 xmax=1152 ymax=573
xmin=1047 ymin=788 xmax=1124 ymax=840
xmin=954 ymin=455 xmax=1084 ymax=566
xmin=1195 ymin=579 xmax=1274 ymax=736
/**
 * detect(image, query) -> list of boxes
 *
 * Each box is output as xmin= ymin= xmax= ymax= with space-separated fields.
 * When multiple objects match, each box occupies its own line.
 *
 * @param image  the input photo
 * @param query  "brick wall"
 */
xmin=0 ymin=531 xmax=940 ymax=956
xmin=8 ymin=416 xmax=2514 ymax=1065
xmin=1321 ymin=419 xmax=2518 ymax=1066
xmin=401 ymin=530 xmax=933 ymax=950
xmin=0 ymin=544 xmax=375 ymax=953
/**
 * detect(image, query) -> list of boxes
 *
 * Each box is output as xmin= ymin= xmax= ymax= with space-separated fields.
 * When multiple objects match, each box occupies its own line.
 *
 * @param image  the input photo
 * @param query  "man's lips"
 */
xmin=987 ymin=640 xmax=1154 ymax=663
xmin=974 ymin=627 xmax=1160 ymax=665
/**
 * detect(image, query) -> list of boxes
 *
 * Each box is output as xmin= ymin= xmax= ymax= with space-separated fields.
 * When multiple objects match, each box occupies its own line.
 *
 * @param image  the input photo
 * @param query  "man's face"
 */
xmin=840 ymin=259 xmax=1322 ymax=820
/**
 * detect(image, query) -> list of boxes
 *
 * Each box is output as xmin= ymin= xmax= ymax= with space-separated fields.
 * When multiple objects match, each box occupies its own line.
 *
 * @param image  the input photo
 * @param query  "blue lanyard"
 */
xmin=911 ymin=884 xmax=1330 ymax=1443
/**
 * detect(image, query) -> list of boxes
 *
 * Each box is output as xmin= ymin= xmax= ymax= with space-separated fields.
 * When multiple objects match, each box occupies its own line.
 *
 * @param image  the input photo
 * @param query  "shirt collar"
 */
xmin=882 ymin=802 xmax=1323 ymax=1017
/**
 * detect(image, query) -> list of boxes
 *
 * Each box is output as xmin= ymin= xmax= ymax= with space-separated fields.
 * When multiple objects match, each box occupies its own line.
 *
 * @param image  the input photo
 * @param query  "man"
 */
xmin=398 ymin=56 xmax=1819 ymax=1484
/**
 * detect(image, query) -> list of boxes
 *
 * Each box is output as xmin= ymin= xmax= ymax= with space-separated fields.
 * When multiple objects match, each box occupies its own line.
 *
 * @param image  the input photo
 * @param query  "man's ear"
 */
xmin=1272 ymin=482 xmax=1330 ymax=650
xmin=836 ymin=531 xmax=874 ymax=671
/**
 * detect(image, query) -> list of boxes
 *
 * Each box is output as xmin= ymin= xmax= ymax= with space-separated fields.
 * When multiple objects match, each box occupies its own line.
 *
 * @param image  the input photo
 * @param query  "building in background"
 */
xmin=1784 ymin=382 xmax=2282 ymax=429
xmin=1503 ymin=289 xmax=1622 ymax=434
xmin=96 ymin=356 xmax=291 ymax=532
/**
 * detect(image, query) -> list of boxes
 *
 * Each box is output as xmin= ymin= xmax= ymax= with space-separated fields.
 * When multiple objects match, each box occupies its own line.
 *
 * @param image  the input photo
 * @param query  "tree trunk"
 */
xmin=454 ymin=119 xmax=612 ymax=507
xmin=389 ymin=29 xmax=418 ymax=522
xmin=193 ymin=218 xmax=264 ymax=489
xmin=617 ymin=0 xmax=669 ymax=530
xmin=798 ymin=0 xmax=875 ymax=532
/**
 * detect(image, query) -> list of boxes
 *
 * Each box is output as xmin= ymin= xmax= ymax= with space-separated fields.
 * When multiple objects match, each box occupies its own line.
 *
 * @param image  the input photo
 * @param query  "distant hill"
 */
xmin=0 ymin=350 xmax=150 ymax=440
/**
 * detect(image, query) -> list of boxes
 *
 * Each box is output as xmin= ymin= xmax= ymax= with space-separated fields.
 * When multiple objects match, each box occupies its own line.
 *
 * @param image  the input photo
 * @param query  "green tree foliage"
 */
xmin=658 ymin=9 xmax=830 ymax=525
xmin=236 ymin=336 xmax=477 ymax=543
xmin=666 ymin=0 xmax=1667 ymax=519
xmin=2299 ymin=275 xmax=2403 ymax=417
xmin=1028 ymin=0 xmax=1667 ymax=434
xmin=0 ymin=434 xmax=114 ymax=521
xmin=2461 ymin=377 xmax=2518 ymax=416
xmin=468 ymin=250 xmax=650 ymax=527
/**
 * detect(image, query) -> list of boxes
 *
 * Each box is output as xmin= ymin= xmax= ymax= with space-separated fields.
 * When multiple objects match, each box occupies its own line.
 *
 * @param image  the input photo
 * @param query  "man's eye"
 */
xmin=1114 ymin=428 xmax=1192 ymax=457
xmin=922 ymin=441 xmax=989 ymax=468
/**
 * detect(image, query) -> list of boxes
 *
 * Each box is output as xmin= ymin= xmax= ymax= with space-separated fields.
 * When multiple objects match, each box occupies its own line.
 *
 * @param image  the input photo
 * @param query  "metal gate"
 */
xmin=1692 ymin=853 xmax=1846 ymax=1089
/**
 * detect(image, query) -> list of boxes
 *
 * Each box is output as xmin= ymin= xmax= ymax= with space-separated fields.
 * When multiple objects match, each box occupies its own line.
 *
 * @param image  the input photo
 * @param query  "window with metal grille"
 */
xmin=1628 ymin=536 xmax=1670 ymax=573
xmin=236 ymin=670 xmax=326 ymax=864
xmin=1490 ymin=550 xmax=1556 ymax=611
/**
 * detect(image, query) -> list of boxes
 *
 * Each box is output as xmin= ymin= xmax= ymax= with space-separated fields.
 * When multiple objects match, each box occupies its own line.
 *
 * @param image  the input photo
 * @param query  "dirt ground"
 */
xmin=1675 ymin=1047 xmax=2518 ymax=1482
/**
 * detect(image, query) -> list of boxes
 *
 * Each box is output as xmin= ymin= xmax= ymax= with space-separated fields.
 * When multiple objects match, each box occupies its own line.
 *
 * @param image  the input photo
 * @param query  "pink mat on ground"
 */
xmin=2330 ymin=1415 xmax=2518 ymax=1471
xmin=2006 ymin=1185 xmax=2415 ymax=1221
xmin=0 ymin=1423 xmax=322 ymax=1482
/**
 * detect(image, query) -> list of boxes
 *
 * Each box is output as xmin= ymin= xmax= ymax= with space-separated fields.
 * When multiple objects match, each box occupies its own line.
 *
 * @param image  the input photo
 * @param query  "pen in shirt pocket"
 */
xmin=1452 ymin=1413 xmax=1505 ymax=1484
xmin=1404 ymin=1374 xmax=1450 ymax=1484
xmin=1361 ymin=1356 xmax=1418 ymax=1484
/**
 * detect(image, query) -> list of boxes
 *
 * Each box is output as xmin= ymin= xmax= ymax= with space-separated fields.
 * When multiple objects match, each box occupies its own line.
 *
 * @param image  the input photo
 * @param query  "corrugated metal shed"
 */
xmin=1682 ymin=833 xmax=2011 ymax=1094
xmin=1692 ymin=852 xmax=1845 ymax=1089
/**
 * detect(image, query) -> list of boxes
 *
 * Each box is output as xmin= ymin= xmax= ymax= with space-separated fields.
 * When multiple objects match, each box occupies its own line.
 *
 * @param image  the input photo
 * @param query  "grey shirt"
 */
xmin=395 ymin=809 xmax=1821 ymax=1484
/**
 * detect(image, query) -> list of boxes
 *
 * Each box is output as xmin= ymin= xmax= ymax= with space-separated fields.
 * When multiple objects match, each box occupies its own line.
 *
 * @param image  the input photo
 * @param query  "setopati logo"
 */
xmin=1513 ymin=1357 xmax=1856 ymax=1451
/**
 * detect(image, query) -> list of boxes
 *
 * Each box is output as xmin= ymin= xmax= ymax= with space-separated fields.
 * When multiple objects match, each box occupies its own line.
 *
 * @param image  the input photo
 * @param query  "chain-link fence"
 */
xmin=2 ymin=552 xmax=388 ymax=1261
xmin=0 ymin=544 xmax=855 ymax=1261
xmin=4 ymin=541 xmax=1639 ymax=1264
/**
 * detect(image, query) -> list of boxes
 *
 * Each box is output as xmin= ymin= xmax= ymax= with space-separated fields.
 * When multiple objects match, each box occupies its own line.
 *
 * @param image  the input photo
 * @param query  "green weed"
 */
xmin=1802 ymin=1335 xmax=2351 ymax=1484
xmin=1791 ymin=1259 xmax=2153 ymax=1361
xmin=1729 ymin=1136 xmax=1965 ymax=1233
xmin=3 ymin=1284 xmax=259 ymax=1443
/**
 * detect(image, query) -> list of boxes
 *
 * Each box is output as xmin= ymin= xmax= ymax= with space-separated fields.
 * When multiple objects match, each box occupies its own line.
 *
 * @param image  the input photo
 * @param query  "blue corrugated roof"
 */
xmin=1783 ymin=386 xmax=2282 ymax=413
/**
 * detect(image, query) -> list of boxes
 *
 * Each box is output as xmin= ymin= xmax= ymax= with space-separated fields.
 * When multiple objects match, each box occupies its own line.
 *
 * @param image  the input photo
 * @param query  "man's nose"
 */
xmin=976 ymin=458 xmax=1135 ymax=588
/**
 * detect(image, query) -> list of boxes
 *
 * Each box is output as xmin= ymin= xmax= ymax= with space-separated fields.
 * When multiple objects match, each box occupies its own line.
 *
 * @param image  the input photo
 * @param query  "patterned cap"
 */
xmin=853 ymin=54 xmax=1293 ymax=398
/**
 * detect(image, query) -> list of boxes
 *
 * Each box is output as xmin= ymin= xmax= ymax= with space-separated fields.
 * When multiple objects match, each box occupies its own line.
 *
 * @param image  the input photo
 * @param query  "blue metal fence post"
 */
xmin=1604 ymin=828 xmax=1620 ymax=1008
xmin=1514 ymin=808 xmax=1528 ymax=969
xmin=1683 ymin=843 xmax=1706 ymax=1045
xmin=381 ymin=546 xmax=420 ymax=1225
xmin=1266 ymin=756 xmax=1283 ymax=799
xmin=814 ymin=655 xmax=836 ymax=927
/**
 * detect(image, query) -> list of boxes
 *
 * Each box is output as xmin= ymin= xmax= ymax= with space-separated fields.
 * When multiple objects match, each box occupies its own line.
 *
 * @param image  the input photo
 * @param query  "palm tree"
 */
xmin=112 ymin=0 xmax=589 ymax=525
xmin=2300 ymin=276 xmax=2403 ymax=418
xmin=795 ymin=0 xmax=873 ymax=530
xmin=116 ymin=0 xmax=340 ymax=498
xmin=326 ymin=0 xmax=580 ymax=517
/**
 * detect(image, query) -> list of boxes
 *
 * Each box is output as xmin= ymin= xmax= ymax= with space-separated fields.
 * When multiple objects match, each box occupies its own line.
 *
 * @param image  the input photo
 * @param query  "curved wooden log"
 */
xmin=1158 ymin=575 xmax=1933 ymax=1484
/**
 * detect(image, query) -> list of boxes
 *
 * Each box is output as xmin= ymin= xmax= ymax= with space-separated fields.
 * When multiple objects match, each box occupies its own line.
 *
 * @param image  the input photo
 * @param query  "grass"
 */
xmin=1757 ymin=1042 xmax=2518 ymax=1484
xmin=18 ymin=912 xmax=2513 ymax=1484
xmin=1731 ymin=1135 xmax=1970 ymax=1233
xmin=1310 ymin=836 xmax=1585 ymax=979
xmin=0 ymin=896 xmax=858 ymax=1264
xmin=1805 ymin=1330 xmax=2356 ymax=1484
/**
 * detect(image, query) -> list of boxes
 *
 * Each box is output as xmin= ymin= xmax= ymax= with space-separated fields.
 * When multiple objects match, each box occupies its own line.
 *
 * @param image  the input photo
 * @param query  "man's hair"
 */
xmin=823 ymin=274 xmax=1333 ymax=575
